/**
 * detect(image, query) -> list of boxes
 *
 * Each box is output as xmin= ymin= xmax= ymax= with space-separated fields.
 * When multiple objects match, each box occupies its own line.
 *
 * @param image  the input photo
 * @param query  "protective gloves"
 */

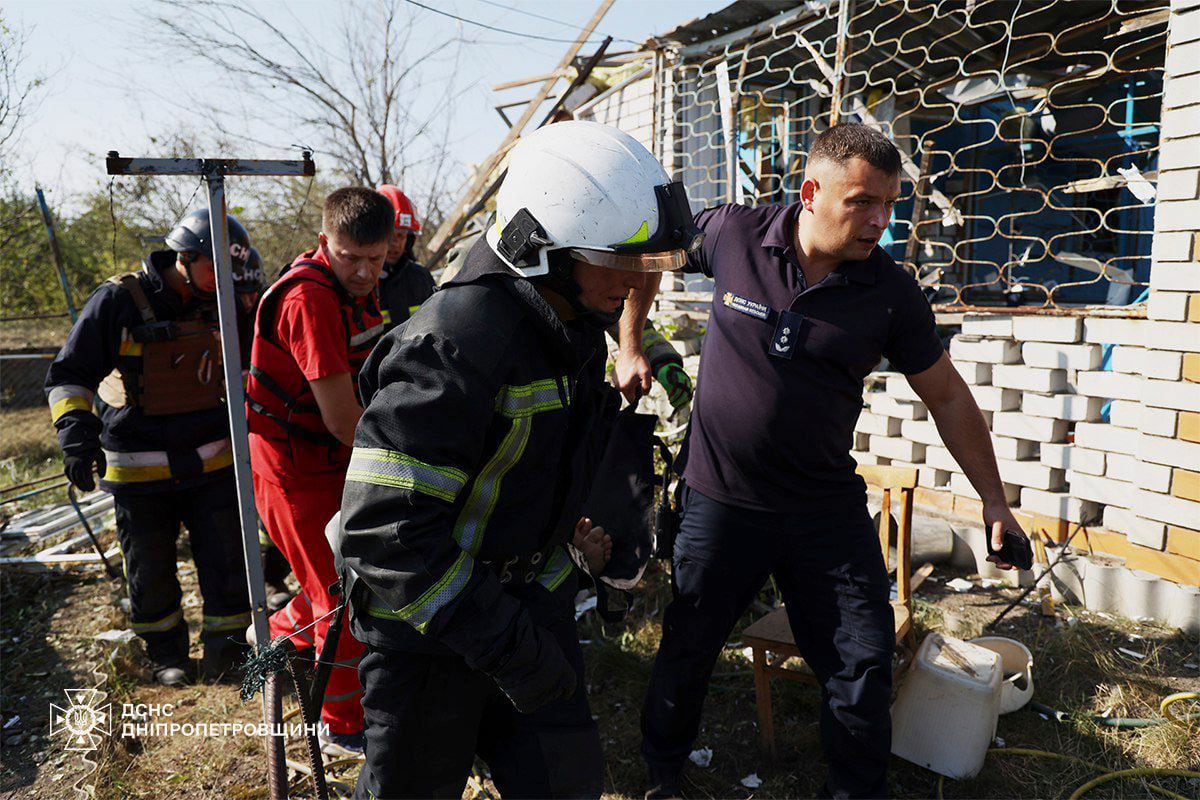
xmin=655 ymin=362 xmax=694 ymax=411
xmin=64 ymin=447 xmax=106 ymax=492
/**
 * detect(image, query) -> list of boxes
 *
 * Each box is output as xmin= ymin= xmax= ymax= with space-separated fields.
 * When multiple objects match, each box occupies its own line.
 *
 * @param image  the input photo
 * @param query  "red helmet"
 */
xmin=377 ymin=185 xmax=421 ymax=233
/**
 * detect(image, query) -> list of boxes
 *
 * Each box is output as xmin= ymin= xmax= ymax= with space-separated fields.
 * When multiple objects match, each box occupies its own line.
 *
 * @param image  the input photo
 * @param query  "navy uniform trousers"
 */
xmin=641 ymin=486 xmax=894 ymax=799
xmin=114 ymin=475 xmax=251 ymax=672
xmin=352 ymin=613 xmax=604 ymax=800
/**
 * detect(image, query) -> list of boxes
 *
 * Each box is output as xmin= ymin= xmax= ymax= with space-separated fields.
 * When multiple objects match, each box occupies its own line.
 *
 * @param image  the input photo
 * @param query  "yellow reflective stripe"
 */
xmin=50 ymin=395 xmax=92 ymax=422
xmin=536 ymin=546 xmax=573 ymax=592
xmin=131 ymin=608 xmax=183 ymax=633
xmin=381 ymin=310 xmax=392 ymax=324
xmin=408 ymin=304 xmax=422 ymax=315
xmin=453 ymin=416 xmax=532 ymax=554
xmin=103 ymin=447 xmax=233 ymax=484
xmin=617 ymin=219 xmax=650 ymax=245
xmin=202 ymin=611 xmax=251 ymax=631
xmin=346 ymin=448 xmax=468 ymax=503
xmin=366 ymin=550 xmax=474 ymax=633
xmin=494 ymin=377 xmax=568 ymax=418
xmin=119 ymin=340 xmax=143 ymax=356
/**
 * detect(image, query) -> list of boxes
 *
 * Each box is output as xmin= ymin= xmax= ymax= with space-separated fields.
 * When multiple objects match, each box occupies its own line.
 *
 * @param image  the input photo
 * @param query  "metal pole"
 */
xmin=203 ymin=172 xmax=272 ymax=651
xmin=35 ymin=187 xmax=78 ymax=323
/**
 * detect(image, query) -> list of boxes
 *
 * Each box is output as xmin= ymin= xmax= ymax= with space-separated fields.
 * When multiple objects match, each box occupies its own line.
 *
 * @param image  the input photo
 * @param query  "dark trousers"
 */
xmin=640 ymin=486 xmax=894 ymax=799
xmin=113 ymin=476 xmax=251 ymax=670
xmin=353 ymin=616 xmax=604 ymax=800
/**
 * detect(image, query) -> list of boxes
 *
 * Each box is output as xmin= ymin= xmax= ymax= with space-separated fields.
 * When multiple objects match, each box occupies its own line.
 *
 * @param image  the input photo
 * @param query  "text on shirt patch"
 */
xmin=722 ymin=291 xmax=770 ymax=321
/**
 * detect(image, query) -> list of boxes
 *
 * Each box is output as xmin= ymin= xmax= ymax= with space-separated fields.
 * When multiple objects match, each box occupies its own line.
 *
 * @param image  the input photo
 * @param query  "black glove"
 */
xmin=64 ymin=448 xmax=106 ymax=492
xmin=490 ymin=622 xmax=579 ymax=714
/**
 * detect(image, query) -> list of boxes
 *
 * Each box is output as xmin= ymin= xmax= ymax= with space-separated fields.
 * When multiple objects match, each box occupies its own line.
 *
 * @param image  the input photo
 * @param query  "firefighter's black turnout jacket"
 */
xmin=338 ymin=238 xmax=616 ymax=677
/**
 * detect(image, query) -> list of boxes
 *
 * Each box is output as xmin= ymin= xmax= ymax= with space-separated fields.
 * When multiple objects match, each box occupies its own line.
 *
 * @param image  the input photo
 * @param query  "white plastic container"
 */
xmin=970 ymin=636 xmax=1034 ymax=714
xmin=891 ymin=633 xmax=1003 ymax=779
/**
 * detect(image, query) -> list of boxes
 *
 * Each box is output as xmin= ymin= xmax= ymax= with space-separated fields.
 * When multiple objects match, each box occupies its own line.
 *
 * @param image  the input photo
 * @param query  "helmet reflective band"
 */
xmin=487 ymin=121 xmax=701 ymax=278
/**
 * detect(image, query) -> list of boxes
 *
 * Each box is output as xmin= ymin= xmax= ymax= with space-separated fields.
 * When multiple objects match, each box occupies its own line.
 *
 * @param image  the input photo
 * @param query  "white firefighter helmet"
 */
xmin=486 ymin=121 xmax=703 ymax=277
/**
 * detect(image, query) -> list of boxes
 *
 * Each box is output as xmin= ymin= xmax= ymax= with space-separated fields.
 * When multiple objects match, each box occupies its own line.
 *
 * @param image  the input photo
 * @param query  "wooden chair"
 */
xmin=741 ymin=465 xmax=919 ymax=759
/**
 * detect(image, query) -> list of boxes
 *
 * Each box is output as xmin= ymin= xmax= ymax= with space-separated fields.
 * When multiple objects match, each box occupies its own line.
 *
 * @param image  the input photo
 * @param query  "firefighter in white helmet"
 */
xmin=333 ymin=120 xmax=701 ymax=799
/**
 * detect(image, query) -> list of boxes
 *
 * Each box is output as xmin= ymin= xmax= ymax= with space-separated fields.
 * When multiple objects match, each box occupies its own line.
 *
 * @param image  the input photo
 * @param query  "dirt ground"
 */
xmin=1 ymin=521 xmax=1198 ymax=800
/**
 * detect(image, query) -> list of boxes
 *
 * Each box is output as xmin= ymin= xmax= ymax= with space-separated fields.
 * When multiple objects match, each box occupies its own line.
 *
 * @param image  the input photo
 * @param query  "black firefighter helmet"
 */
xmin=165 ymin=209 xmax=252 ymax=301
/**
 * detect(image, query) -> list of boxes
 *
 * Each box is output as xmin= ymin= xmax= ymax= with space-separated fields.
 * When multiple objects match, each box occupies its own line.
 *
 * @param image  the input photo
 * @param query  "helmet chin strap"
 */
xmin=182 ymin=261 xmax=217 ymax=303
xmin=535 ymin=256 xmax=622 ymax=329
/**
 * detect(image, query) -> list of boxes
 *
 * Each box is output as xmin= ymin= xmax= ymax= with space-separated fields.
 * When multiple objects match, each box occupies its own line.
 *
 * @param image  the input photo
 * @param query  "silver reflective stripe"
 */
xmin=494 ymin=377 xmax=568 ymax=418
xmin=350 ymin=323 xmax=384 ymax=347
xmin=104 ymin=438 xmax=231 ymax=467
xmin=536 ymin=547 xmax=573 ymax=592
xmin=48 ymin=384 xmax=95 ymax=406
xmin=131 ymin=608 xmax=183 ymax=633
xmin=453 ymin=417 xmax=532 ymax=554
xmin=346 ymin=448 xmax=468 ymax=503
xmin=367 ymin=549 xmax=475 ymax=633
xmin=324 ymin=687 xmax=364 ymax=703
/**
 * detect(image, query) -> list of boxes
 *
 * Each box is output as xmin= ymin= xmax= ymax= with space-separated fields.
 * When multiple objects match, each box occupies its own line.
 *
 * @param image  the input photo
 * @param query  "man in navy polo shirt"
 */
xmin=622 ymin=124 xmax=1028 ymax=799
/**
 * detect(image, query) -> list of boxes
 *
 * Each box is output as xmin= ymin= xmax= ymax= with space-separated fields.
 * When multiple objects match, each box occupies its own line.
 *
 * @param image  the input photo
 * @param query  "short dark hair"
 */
xmin=322 ymin=187 xmax=394 ymax=244
xmin=808 ymin=123 xmax=902 ymax=175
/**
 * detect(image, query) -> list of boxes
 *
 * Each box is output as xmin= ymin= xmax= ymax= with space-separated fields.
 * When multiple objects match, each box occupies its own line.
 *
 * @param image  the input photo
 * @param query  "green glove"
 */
xmin=655 ymin=362 xmax=693 ymax=410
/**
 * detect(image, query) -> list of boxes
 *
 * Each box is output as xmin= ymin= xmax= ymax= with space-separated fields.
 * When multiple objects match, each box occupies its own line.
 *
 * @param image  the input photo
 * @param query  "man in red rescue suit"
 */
xmin=375 ymin=185 xmax=436 ymax=333
xmin=246 ymin=187 xmax=392 ymax=756
xmin=45 ymin=210 xmax=253 ymax=686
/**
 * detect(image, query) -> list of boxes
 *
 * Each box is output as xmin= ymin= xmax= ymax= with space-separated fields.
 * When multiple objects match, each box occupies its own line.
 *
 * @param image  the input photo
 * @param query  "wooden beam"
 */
xmin=492 ymin=69 xmax=569 ymax=92
xmin=427 ymin=0 xmax=616 ymax=261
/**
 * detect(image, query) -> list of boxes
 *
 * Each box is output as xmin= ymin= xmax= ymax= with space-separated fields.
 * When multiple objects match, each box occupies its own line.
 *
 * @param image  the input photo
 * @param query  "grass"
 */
xmin=1 ymin=532 xmax=1196 ymax=799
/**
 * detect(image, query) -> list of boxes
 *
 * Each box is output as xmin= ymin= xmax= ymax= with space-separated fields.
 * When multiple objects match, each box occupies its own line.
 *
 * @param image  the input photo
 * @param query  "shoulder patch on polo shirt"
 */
xmin=722 ymin=291 xmax=770 ymax=321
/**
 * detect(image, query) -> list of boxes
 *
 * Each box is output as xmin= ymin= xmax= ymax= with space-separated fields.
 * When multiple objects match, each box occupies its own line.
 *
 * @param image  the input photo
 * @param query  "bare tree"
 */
xmin=0 ymin=17 xmax=46 ymax=173
xmin=146 ymin=0 xmax=471 ymax=255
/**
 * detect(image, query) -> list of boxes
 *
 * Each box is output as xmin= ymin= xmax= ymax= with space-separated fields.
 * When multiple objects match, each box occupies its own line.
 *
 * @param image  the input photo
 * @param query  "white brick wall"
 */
xmin=961 ymin=314 xmax=1013 ymax=337
xmin=992 ymin=365 xmax=1068 ymax=393
xmin=1076 ymin=422 xmax=1141 ymax=456
xmin=1066 ymin=470 xmax=1134 ymax=507
xmin=969 ymin=385 xmax=1021 ymax=411
xmin=1128 ymin=515 xmax=1168 ymax=549
xmin=1142 ymin=378 xmax=1200 ymax=412
xmin=900 ymin=419 xmax=943 ymax=446
xmin=1148 ymin=291 xmax=1191 ymax=321
xmin=1018 ymin=487 xmax=1099 ymax=524
xmin=1021 ymin=342 xmax=1101 ymax=370
xmin=954 ymin=361 xmax=993 ymax=384
xmin=1011 ymin=315 xmax=1082 ymax=343
xmin=951 ymin=472 xmax=1019 ymax=503
xmin=950 ymin=336 xmax=1022 ymax=363
xmin=992 ymin=436 xmax=1037 ymax=461
xmin=1103 ymin=505 xmax=1136 ymax=533
xmin=1139 ymin=406 xmax=1179 ymax=437
xmin=1074 ymin=371 xmax=1143 ymax=401
xmin=997 ymin=458 xmax=1065 ymax=490
xmin=992 ymin=411 xmax=1069 ymax=442
xmin=1040 ymin=443 xmax=1106 ymax=474
xmin=1133 ymin=487 xmax=1200 ymax=530
xmin=868 ymin=435 xmax=925 ymax=463
xmin=1139 ymin=434 xmax=1200 ymax=471
xmin=869 ymin=394 xmax=927 ymax=420
xmin=1133 ymin=460 xmax=1174 ymax=493
xmin=1021 ymin=392 xmax=1103 ymax=421
xmin=1082 ymin=317 xmax=1144 ymax=346
xmin=1149 ymin=263 xmax=1200 ymax=291
xmin=855 ymin=411 xmax=901 ymax=436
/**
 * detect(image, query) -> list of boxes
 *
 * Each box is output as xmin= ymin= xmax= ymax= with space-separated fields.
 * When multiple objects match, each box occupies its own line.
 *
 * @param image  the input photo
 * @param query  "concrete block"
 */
xmin=900 ymin=419 xmax=942 ymax=446
xmin=1021 ymin=342 xmax=1101 ymax=370
xmin=1173 ymin=467 xmax=1200 ymax=501
xmin=1135 ymin=460 xmax=1175 ymax=494
xmin=1021 ymin=392 xmax=1103 ymax=421
xmin=918 ymin=465 xmax=951 ymax=488
xmin=1108 ymin=400 xmax=1143 ymax=429
xmin=997 ymin=458 xmax=1064 ymax=490
xmin=1158 ymin=168 xmax=1200 ymax=201
xmin=869 ymin=394 xmax=927 ymax=420
xmin=1106 ymin=453 xmax=1142 ymax=484
xmin=1159 ymin=135 xmax=1200 ymax=170
xmin=1111 ymin=347 xmax=1147 ymax=374
xmin=1149 ymin=263 xmax=1200 ymax=291
xmin=1141 ymin=406 xmax=1179 ymax=437
xmin=992 ymin=411 xmax=1069 ymax=442
xmin=1018 ymin=487 xmax=1100 ymax=524
xmin=1162 ymin=101 xmax=1200 ymax=138
xmin=1143 ymin=379 xmax=1200 ymax=412
xmin=1066 ymin=470 xmax=1134 ymax=507
xmin=868 ymin=435 xmax=926 ymax=463
xmin=950 ymin=336 xmax=1022 ymax=363
xmin=954 ymin=360 xmax=993 ymax=384
xmin=1156 ymin=199 xmax=1200 ymax=230
xmin=1149 ymin=291 xmax=1192 ymax=321
xmin=1040 ymin=443 xmax=1106 ymax=474
xmin=1151 ymin=231 xmax=1196 ymax=262
xmin=1139 ymin=321 xmax=1200 ymax=352
xmin=1128 ymin=516 xmax=1169 ymax=549
xmin=961 ymin=314 xmax=1013 ymax=337
xmin=1140 ymin=433 xmax=1200 ymax=471
xmin=992 ymin=436 xmax=1038 ymax=461
xmin=992 ymin=365 xmax=1068 ymax=393
xmin=855 ymin=411 xmax=902 ymax=436
xmin=951 ymin=471 xmax=1020 ymax=504
xmin=852 ymin=450 xmax=891 ymax=466
xmin=970 ymin=385 xmax=1021 ymax=411
xmin=1103 ymin=505 xmax=1136 ymax=534
xmin=1012 ymin=315 xmax=1082 ymax=343
xmin=1129 ymin=349 xmax=1185 ymax=380
xmin=1075 ymin=422 xmax=1141 ymax=456
xmin=884 ymin=374 xmax=921 ymax=402
xmin=924 ymin=445 xmax=959 ymax=473
xmin=1082 ymin=317 xmax=1143 ymax=346
xmin=1074 ymin=371 xmax=1144 ymax=401
xmin=1134 ymin=487 xmax=1200 ymax=530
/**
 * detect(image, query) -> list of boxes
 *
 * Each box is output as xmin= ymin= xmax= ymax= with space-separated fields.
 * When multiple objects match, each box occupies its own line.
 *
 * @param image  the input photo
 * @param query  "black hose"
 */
xmin=265 ymin=672 xmax=289 ymax=800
